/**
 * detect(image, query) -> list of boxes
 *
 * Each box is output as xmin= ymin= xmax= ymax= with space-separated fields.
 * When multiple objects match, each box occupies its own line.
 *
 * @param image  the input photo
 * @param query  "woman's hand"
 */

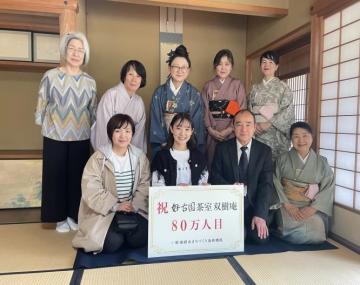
xmin=255 ymin=122 xmax=271 ymax=135
xmin=219 ymin=126 xmax=234 ymax=139
xmin=208 ymin=127 xmax=225 ymax=141
xmin=117 ymin=201 xmax=134 ymax=212
xmin=299 ymin=206 xmax=317 ymax=219
xmin=283 ymin=203 xmax=304 ymax=220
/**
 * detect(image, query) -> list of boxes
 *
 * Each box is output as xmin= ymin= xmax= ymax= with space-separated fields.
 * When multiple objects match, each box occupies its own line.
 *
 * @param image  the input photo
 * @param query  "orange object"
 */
xmin=225 ymin=100 xmax=240 ymax=116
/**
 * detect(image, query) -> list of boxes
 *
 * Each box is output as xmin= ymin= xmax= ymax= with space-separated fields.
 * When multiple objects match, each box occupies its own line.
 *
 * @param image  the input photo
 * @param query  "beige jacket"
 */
xmin=72 ymin=144 xmax=150 ymax=253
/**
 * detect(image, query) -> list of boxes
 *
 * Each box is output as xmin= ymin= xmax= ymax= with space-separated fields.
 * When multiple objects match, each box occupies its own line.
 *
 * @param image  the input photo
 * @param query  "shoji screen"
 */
xmin=287 ymin=74 xmax=308 ymax=122
xmin=319 ymin=1 xmax=360 ymax=211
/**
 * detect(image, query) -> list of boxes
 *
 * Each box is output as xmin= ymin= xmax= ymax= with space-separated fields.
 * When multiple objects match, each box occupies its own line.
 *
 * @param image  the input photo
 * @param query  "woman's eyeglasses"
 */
xmin=171 ymin=65 xmax=189 ymax=72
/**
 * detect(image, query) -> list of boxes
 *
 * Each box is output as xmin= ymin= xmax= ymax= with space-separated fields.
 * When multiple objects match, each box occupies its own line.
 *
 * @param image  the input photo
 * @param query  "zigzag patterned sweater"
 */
xmin=35 ymin=68 xmax=97 ymax=141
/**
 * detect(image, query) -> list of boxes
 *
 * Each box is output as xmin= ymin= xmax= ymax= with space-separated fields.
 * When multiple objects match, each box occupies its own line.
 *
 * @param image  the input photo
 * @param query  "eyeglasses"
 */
xmin=67 ymin=46 xmax=85 ymax=55
xmin=171 ymin=65 xmax=189 ymax=72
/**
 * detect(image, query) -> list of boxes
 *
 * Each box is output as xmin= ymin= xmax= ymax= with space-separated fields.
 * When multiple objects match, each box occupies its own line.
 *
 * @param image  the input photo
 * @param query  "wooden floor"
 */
xmin=0 ymin=223 xmax=359 ymax=285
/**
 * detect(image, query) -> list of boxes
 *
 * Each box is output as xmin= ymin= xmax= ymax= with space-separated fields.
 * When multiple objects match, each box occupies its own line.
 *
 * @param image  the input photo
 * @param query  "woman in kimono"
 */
xmin=202 ymin=49 xmax=246 ymax=167
xmin=35 ymin=32 xmax=97 ymax=233
xmin=150 ymin=45 xmax=204 ymax=159
xmin=92 ymin=60 xmax=147 ymax=153
xmin=248 ymin=50 xmax=294 ymax=160
xmin=151 ymin=113 xmax=208 ymax=186
xmin=73 ymin=114 xmax=150 ymax=253
xmin=273 ymin=122 xmax=334 ymax=244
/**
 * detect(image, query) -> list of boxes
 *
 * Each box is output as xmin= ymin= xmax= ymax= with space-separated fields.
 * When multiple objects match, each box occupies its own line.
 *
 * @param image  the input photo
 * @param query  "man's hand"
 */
xmin=251 ymin=216 xmax=269 ymax=239
xmin=283 ymin=203 xmax=304 ymax=220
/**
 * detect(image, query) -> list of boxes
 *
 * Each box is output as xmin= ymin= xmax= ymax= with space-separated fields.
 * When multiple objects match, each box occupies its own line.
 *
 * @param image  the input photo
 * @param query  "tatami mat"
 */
xmin=0 ymin=223 xmax=76 ymax=274
xmin=81 ymin=259 xmax=245 ymax=285
xmin=234 ymin=240 xmax=360 ymax=285
xmin=0 ymin=270 xmax=73 ymax=285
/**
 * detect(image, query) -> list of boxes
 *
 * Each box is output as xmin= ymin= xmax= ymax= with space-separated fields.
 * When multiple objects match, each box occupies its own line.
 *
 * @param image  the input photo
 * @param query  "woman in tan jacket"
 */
xmin=73 ymin=114 xmax=150 ymax=253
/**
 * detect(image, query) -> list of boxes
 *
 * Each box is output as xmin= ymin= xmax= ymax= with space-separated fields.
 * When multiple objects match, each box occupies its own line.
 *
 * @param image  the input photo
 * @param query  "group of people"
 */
xmin=35 ymin=31 xmax=334 ymax=254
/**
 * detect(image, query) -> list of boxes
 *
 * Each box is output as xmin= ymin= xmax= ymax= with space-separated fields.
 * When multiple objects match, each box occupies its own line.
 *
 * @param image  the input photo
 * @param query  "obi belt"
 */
xmin=209 ymin=100 xmax=240 ymax=118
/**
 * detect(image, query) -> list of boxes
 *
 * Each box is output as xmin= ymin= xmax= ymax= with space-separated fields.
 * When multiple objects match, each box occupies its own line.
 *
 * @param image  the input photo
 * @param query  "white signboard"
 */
xmin=148 ymin=185 xmax=244 ymax=258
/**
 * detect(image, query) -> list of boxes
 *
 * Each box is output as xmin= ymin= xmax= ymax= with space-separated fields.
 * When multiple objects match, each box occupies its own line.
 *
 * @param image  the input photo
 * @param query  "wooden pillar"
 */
xmin=308 ymin=14 xmax=322 ymax=151
xmin=59 ymin=8 xmax=77 ymax=37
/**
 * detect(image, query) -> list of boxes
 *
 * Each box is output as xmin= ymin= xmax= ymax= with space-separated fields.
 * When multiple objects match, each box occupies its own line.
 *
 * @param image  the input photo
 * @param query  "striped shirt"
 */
xmin=110 ymin=150 xmax=134 ymax=202
xmin=115 ymin=170 xmax=134 ymax=202
xmin=35 ymin=68 xmax=97 ymax=141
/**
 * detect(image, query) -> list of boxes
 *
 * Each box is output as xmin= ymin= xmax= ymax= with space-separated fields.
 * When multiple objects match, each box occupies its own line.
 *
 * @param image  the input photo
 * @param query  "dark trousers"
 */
xmin=41 ymin=137 xmax=90 ymax=223
xmin=102 ymin=213 xmax=148 ymax=253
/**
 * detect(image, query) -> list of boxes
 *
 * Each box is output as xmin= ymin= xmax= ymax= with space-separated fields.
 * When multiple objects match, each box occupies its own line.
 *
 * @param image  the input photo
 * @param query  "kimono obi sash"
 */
xmin=252 ymin=103 xmax=279 ymax=123
xmin=209 ymin=100 xmax=240 ymax=118
xmin=281 ymin=178 xmax=317 ymax=205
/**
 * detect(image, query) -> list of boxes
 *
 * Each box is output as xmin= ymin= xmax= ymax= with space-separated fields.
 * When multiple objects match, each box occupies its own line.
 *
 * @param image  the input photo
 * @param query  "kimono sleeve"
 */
xmin=273 ymin=155 xmax=290 ymax=205
xmin=81 ymin=154 xmax=118 ymax=216
xmin=150 ymin=86 xmax=167 ymax=144
xmin=88 ymin=79 xmax=98 ymax=125
xmin=311 ymin=158 xmax=335 ymax=216
xmin=35 ymin=72 xmax=50 ymax=126
xmin=247 ymin=85 xmax=256 ymax=113
xmin=201 ymin=82 xmax=213 ymax=129
xmin=132 ymin=99 xmax=147 ymax=153
xmin=189 ymin=88 xmax=205 ymax=145
xmin=236 ymin=81 xmax=247 ymax=110
xmin=93 ymin=92 xmax=114 ymax=150
xmin=270 ymin=83 xmax=295 ymax=135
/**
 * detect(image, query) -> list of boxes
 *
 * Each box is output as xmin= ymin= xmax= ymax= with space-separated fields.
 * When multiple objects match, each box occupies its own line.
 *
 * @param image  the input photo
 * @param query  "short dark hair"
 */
xmin=107 ymin=114 xmax=135 ymax=144
xmin=260 ymin=50 xmax=279 ymax=65
xmin=167 ymin=113 xmax=197 ymax=150
xmin=167 ymin=45 xmax=191 ymax=68
xmin=213 ymin=49 xmax=234 ymax=69
xmin=233 ymin=109 xmax=256 ymax=124
xmin=120 ymin=60 xmax=146 ymax=88
xmin=290 ymin=121 xmax=313 ymax=137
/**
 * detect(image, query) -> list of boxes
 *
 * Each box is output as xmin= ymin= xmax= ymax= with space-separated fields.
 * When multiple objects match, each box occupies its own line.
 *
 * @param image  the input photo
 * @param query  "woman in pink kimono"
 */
xmin=92 ymin=60 xmax=147 ymax=153
xmin=202 ymin=49 xmax=247 ymax=167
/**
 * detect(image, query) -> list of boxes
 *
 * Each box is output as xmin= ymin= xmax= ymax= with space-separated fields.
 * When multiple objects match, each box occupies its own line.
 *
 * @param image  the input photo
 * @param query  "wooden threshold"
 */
xmin=0 ymin=208 xmax=41 ymax=224
xmin=0 ymin=150 xmax=43 ymax=159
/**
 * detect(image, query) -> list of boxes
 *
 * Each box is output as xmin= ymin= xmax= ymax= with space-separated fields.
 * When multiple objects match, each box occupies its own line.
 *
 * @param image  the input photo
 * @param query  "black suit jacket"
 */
xmin=210 ymin=138 xmax=273 ymax=220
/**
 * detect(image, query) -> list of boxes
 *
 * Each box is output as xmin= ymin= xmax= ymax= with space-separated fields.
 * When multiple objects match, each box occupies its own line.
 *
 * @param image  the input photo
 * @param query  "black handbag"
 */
xmin=115 ymin=211 xmax=139 ymax=233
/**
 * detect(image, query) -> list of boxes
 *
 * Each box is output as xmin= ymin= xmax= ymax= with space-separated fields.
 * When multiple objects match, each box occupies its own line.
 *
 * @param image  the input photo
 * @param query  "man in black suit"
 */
xmin=211 ymin=110 xmax=273 ymax=243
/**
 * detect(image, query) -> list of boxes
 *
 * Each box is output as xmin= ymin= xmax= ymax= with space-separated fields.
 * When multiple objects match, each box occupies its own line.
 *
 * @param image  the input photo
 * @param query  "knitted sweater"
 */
xmin=35 ymin=68 xmax=97 ymax=141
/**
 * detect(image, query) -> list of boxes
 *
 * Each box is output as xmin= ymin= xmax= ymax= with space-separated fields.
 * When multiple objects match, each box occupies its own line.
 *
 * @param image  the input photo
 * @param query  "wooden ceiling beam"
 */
xmin=0 ymin=0 xmax=78 ymax=16
xmin=0 ymin=13 xmax=59 ymax=33
xmin=109 ymin=0 xmax=288 ymax=17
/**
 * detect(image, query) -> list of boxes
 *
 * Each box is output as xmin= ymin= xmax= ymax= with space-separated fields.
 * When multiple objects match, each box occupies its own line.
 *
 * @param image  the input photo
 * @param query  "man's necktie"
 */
xmin=239 ymin=146 xmax=248 ymax=184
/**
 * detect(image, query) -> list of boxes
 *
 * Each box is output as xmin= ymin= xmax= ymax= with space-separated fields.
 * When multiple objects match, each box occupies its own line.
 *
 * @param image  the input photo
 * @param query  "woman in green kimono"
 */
xmin=248 ymin=50 xmax=295 ymax=160
xmin=273 ymin=122 xmax=334 ymax=244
